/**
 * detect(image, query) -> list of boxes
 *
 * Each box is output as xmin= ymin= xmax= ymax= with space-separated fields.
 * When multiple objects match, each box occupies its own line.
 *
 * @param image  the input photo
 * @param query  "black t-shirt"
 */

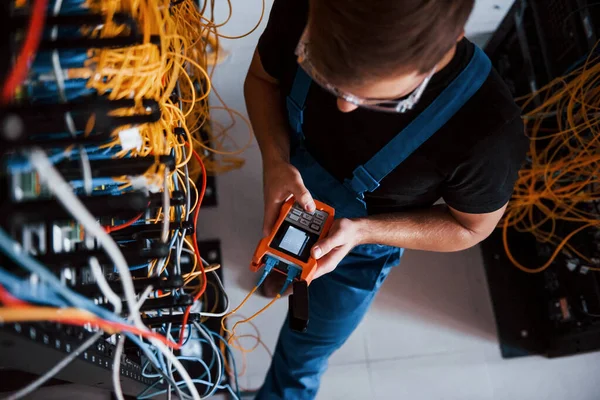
xmin=257 ymin=0 xmax=528 ymax=215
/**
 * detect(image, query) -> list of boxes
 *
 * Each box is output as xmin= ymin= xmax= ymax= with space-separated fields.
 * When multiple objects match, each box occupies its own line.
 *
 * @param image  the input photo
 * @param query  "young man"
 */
xmin=244 ymin=0 xmax=528 ymax=398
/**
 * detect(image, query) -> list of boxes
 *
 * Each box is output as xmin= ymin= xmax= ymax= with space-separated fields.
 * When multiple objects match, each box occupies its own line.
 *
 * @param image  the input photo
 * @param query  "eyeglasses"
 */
xmin=294 ymin=30 xmax=437 ymax=113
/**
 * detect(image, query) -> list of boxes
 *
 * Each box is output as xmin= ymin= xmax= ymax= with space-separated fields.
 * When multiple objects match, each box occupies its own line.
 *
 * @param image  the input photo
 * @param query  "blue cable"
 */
xmin=135 ymin=377 xmax=164 ymax=399
xmin=5 ymin=146 xmax=107 ymax=174
xmin=128 ymin=264 xmax=149 ymax=271
xmin=0 ymin=227 xmax=162 ymax=367
xmin=0 ymin=267 xmax=67 ymax=308
xmin=206 ymin=330 xmax=242 ymax=399
xmin=280 ymin=265 xmax=301 ymax=295
xmin=137 ymin=326 xmax=243 ymax=399
xmin=256 ymin=255 xmax=278 ymax=287
xmin=177 ymin=356 xmax=213 ymax=396
xmin=138 ymin=379 xmax=236 ymax=400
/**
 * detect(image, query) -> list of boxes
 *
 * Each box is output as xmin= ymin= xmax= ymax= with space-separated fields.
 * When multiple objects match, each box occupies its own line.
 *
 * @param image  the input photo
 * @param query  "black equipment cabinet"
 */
xmin=482 ymin=0 xmax=600 ymax=358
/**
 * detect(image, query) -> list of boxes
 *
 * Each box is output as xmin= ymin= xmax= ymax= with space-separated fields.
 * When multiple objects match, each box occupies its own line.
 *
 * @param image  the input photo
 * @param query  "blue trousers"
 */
xmin=256 ymin=244 xmax=402 ymax=399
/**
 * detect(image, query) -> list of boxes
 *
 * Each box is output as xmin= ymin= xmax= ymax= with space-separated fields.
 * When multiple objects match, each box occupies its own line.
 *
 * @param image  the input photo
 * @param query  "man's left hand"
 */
xmin=311 ymin=218 xmax=366 ymax=279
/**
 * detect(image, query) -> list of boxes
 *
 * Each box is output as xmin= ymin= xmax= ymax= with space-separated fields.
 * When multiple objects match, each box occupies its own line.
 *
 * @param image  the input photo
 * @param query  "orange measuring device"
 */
xmin=250 ymin=197 xmax=335 ymax=285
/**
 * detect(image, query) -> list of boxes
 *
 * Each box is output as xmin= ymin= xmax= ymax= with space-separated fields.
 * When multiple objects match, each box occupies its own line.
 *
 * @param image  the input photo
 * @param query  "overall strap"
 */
xmin=286 ymin=67 xmax=313 ymax=139
xmin=344 ymin=46 xmax=493 ymax=197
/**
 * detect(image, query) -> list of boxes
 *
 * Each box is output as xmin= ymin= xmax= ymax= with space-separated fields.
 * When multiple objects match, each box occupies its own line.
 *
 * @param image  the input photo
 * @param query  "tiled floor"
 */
xmin=202 ymin=0 xmax=600 ymax=399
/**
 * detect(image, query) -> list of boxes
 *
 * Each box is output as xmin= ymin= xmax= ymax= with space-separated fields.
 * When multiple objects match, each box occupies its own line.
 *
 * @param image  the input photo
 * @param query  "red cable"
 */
xmin=0 ymin=284 xmax=27 ymax=306
xmin=1 ymin=0 xmax=49 ymax=104
xmin=177 ymin=144 xmax=207 ymax=346
xmin=103 ymin=211 xmax=145 ymax=233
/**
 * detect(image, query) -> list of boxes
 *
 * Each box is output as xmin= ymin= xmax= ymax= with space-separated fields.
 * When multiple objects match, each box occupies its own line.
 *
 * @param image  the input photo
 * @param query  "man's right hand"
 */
xmin=262 ymin=159 xmax=316 ymax=236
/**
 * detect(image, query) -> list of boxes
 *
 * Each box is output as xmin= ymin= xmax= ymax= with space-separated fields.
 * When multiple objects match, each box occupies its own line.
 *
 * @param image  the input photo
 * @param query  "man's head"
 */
xmin=305 ymin=0 xmax=474 ymax=112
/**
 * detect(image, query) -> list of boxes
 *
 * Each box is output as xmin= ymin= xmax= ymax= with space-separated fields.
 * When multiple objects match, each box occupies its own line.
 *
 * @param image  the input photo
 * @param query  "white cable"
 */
xmin=79 ymin=146 xmax=93 ymax=195
xmin=49 ymin=1 xmax=93 ymax=198
xmin=150 ymin=340 xmax=200 ymax=400
xmin=199 ymin=271 xmax=229 ymax=317
xmin=112 ymin=335 xmax=126 ymax=400
xmin=193 ymin=321 xmax=222 ymax=399
xmin=165 ymin=323 xmax=185 ymax=400
xmin=127 ymin=291 xmax=199 ymax=400
xmin=50 ymin=41 xmax=77 ymax=135
xmin=161 ymin=167 xmax=171 ymax=243
xmin=181 ymin=145 xmax=191 ymax=220
xmin=89 ymin=257 xmax=122 ymax=314
xmin=165 ymin=327 xmax=191 ymax=400
xmin=50 ymin=0 xmax=64 ymax=39
xmin=135 ymin=285 xmax=154 ymax=311
xmin=175 ymin=230 xmax=186 ymax=276
xmin=166 ymin=323 xmax=173 ymax=400
xmin=6 ymin=331 xmax=104 ymax=400
xmin=51 ymin=49 xmax=91 ymax=196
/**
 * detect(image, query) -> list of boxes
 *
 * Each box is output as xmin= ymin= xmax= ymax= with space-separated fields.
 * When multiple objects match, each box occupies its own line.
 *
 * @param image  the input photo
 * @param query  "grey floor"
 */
xmin=16 ymin=1 xmax=600 ymax=399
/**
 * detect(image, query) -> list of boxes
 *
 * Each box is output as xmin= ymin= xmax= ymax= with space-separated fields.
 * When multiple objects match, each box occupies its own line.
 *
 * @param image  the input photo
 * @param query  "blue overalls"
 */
xmin=256 ymin=47 xmax=492 ymax=400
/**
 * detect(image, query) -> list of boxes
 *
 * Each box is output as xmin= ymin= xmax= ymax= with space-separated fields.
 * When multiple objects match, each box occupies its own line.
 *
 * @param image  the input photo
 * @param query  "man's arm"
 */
xmin=312 ymin=203 xmax=507 ymax=278
xmin=356 ymin=203 xmax=506 ymax=251
xmin=244 ymin=50 xmax=290 ymax=165
xmin=244 ymin=50 xmax=316 ymax=236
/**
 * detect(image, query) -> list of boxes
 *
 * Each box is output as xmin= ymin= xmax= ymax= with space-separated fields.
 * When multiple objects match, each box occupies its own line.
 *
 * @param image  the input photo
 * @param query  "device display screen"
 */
xmin=279 ymin=225 xmax=308 ymax=255
xmin=271 ymin=221 xmax=319 ymax=263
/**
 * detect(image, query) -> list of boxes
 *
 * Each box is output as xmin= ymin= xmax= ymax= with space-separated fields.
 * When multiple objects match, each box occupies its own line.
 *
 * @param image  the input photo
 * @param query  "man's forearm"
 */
xmin=244 ymin=59 xmax=291 ymax=165
xmin=354 ymin=205 xmax=490 ymax=252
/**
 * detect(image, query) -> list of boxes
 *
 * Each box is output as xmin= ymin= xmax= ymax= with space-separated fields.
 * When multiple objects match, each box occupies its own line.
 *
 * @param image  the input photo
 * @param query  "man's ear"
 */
xmin=457 ymin=30 xmax=465 ymax=42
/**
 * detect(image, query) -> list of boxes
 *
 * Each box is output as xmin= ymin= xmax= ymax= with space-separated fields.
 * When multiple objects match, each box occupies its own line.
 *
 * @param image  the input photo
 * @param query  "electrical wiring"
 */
xmin=91 ymin=255 xmax=127 ymax=400
xmin=501 ymin=42 xmax=600 ymax=273
xmin=138 ymin=379 xmax=240 ymax=400
xmin=0 ymin=284 xmax=27 ymax=306
xmin=226 ymin=296 xmax=280 ymax=352
xmin=205 ymin=329 xmax=242 ymax=397
xmin=28 ymin=149 xmax=141 ymax=319
xmin=1 ymin=0 xmax=49 ymax=104
xmin=139 ymin=326 xmax=241 ymax=400
xmin=162 ymin=167 xmax=171 ymax=243
xmin=78 ymin=146 xmax=93 ymax=195
xmin=176 ymin=144 xmax=207 ymax=347
xmin=220 ymin=287 xmax=258 ymax=336
xmin=5 ymin=331 xmax=104 ymax=400
xmin=0 ymin=292 xmax=198 ymax=399
xmin=0 ymin=306 xmax=155 ymax=340
xmin=0 ymin=233 xmax=179 ymax=352
xmin=103 ymin=211 xmax=145 ymax=233
xmin=194 ymin=321 xmax=223 ymax=398
xmin=89 ymin=257 xmax=122 ymax=314
xmin=199 ymin=271 xmax=230 ymax=317
xmin=1 ymin=1 xmax=264 ymax=398
xmin=112 ymin=335 xmax=127 ymax=400
xmin=164 ymin=323 xmax=187 ymax=400
xmin=6 ymin=146 xmax=203 ymax=398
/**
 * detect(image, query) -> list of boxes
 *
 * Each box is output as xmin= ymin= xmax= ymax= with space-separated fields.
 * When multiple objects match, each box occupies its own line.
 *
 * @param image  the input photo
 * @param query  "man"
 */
xmin=244 ymin=0 xmax=528 ymax=398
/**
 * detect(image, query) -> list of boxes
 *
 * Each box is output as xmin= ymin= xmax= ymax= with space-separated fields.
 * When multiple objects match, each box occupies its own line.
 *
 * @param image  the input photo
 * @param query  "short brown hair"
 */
xmin=308 ymin=0 xmax=474 ymax=87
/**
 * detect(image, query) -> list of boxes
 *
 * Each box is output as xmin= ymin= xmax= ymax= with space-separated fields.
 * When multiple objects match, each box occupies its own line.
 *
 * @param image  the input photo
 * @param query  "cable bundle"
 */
xmin=0 ymin=0 xmax=268 ymax=399
xmin=501 ymin=48 xmax=600 ymax=274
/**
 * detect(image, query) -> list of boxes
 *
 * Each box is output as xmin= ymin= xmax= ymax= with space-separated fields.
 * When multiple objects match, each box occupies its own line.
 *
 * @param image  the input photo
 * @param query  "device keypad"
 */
xmin=299 ymin=218 xmax=310 ymax=227
xmin=286 ymin=203 xmax=330 ymax=235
